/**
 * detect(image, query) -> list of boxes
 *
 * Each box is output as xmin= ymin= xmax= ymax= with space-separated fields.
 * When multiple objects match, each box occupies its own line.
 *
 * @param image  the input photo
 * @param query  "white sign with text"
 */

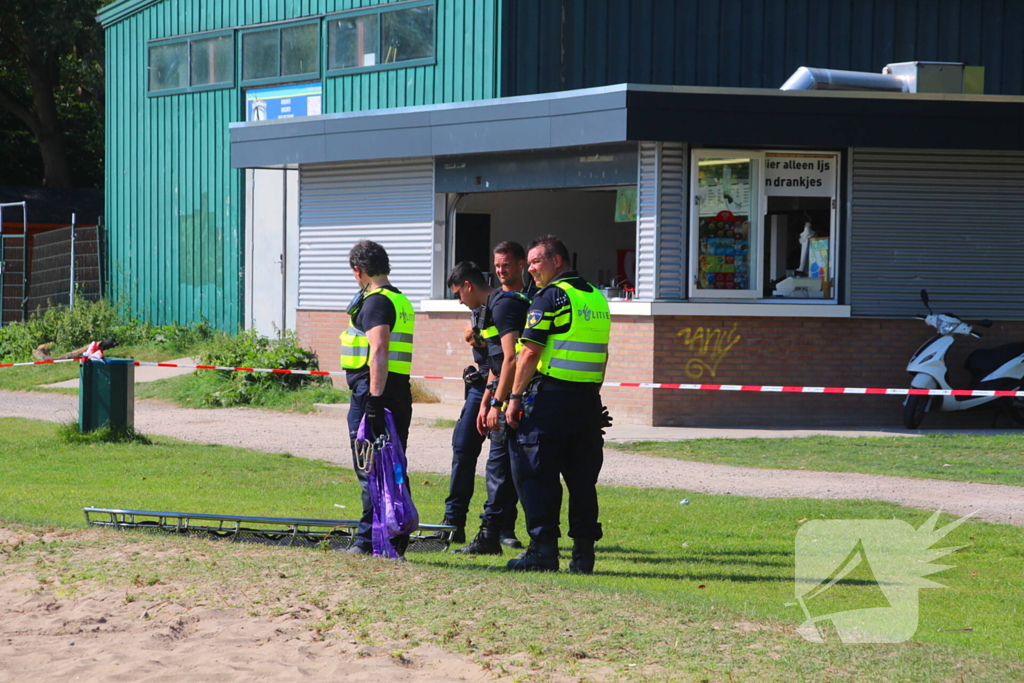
xmin=765 ymin=155 xmax=836 ymax=197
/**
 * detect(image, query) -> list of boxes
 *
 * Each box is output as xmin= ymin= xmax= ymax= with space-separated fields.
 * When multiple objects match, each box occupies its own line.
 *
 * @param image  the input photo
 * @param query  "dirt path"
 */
xmin=2 ymin=389 xmax=1022 ymax=526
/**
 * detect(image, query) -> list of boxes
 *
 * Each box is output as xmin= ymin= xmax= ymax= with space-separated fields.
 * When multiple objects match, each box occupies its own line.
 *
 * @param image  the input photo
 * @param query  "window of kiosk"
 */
xmin=690 ymin=153 xmax=763 ymax=299
xmin=763 ymin=153 xmax=838 ymax=300
xmin=690 ymin=150 xmax=839 ymax=301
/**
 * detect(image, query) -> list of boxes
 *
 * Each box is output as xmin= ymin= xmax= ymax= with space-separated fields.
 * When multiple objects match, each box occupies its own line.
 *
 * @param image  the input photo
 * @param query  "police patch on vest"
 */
xmin=526 ymin=310 xmax=543 ymax=328
xmin=576 ymin=304 xmax=611 ymax=322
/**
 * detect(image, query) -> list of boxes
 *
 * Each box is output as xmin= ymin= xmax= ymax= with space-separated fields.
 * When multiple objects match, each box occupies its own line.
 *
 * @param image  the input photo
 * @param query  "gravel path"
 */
xmin=3 ymin=389 xmax=1022 ymax=526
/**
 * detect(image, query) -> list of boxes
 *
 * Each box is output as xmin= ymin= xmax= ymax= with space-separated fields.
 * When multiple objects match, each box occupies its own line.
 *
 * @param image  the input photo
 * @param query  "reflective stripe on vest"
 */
xmin=535 ymin=281 xmax=611 ymax=384
xmin=338 ymin=288 xmax=416 ymax=375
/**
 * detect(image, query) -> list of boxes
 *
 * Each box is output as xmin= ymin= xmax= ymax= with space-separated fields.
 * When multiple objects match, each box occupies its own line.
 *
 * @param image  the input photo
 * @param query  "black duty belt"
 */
xmin=531 ymin=375 xmax=601 ymax=394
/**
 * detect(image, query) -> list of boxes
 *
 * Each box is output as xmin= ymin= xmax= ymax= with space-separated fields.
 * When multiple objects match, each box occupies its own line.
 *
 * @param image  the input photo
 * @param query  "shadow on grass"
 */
xmin=424 ymin=555 xmax=798 ymax=584
xmin=625 ymin=553 xmax=791 ymax=569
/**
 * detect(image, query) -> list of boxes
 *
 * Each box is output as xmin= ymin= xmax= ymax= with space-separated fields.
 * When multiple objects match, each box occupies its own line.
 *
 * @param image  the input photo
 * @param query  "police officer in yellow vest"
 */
xmin=504 ymin=235 xmax=612 ymax=573
xmin=340 ymin=240 xmax=415 ymax=555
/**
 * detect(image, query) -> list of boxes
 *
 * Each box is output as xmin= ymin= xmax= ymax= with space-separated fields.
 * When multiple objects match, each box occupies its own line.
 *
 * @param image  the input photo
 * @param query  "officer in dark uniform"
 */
xmin=505 ymin=235 xmax=611 ymax=573
xmin=339 ymin=240 xmax=415 ymax=556
xmin=437 ymin=305 xmax=490 ymax=543
xmin=446 ymin=261 xmax=530 ymax=555
xmin=438 ymin=257 xmax=524 ymax=549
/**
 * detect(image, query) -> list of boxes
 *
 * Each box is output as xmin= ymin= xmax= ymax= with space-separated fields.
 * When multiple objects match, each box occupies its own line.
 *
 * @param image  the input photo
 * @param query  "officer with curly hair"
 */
xmin=339 ymin=240 xmax=415 ymax=556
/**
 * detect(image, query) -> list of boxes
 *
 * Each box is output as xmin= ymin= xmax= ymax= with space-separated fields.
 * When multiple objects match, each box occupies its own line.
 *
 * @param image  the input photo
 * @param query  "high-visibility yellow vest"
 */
xmin=339 ymin=287 xmax=415 ymax=375
xmin=535 ymin=281 xmax=610 ymax=384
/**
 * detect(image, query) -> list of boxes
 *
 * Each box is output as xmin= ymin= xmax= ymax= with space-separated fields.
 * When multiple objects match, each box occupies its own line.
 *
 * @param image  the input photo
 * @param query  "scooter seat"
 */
xmin=964 ymin=341 xmax=1024 ymax=376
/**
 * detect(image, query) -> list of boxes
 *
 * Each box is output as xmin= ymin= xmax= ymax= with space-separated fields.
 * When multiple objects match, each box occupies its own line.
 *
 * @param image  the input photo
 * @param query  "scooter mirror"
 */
xmin=979 ymin=319 xmax=994 ymax=328
xmin=920 ymin=289 xmax=930 ymax=307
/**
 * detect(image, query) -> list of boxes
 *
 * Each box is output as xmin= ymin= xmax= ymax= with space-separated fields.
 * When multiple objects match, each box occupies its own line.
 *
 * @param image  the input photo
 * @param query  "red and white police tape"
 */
xmin=3 ymin=357 xmax=1023 ymax=397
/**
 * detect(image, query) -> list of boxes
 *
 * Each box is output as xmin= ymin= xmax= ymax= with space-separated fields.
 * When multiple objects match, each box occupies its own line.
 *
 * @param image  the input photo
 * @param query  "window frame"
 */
xmin=147 ymin=29 xmax=235 ymax=97
xmin=239 ymin=19 xmax=321 ymax=88
xmin=324 ymin=0 xmax=436 ymax=77
xmin=687 ymin=148 xmax=842 ymax=303
xmin=689 ymin=150 xmax=766 ymax=300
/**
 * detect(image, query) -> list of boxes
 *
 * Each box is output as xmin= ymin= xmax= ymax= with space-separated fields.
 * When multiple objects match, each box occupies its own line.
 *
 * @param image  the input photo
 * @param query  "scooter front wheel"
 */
xmin=903 ymin=395 xmax=928 ymax=429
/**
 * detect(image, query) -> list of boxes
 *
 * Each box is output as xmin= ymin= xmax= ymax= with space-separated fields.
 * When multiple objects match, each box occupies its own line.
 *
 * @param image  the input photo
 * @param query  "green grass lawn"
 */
xmin=619 ymin=434 xmax=1024 ymax=487
xmin=1 ymin=417 xmax=1022 ymax=681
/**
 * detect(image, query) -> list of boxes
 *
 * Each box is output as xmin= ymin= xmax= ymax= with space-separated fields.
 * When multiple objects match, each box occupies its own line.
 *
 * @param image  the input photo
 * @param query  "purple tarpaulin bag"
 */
xmin=357 ymin=409 xmax=419 ymax=558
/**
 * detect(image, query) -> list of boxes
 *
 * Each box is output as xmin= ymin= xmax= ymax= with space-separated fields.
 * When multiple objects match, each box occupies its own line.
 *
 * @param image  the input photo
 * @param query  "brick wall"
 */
xmin=296 ymin=309 xmax=346 ymax=379
xmin=651 ymin=316 xmax=1024 ymax=428
xmin=297 ymin=309 xmax=1024 ymax=428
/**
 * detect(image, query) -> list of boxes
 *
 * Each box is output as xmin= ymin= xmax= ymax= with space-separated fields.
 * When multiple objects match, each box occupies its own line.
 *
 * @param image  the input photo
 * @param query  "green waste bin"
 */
xmin=79 ymin=358 xmax=135 ymax=433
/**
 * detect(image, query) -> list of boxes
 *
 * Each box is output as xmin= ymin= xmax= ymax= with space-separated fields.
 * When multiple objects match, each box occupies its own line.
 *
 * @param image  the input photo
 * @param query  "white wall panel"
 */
xmin=298 ymin=159 xmax=435 ymax=310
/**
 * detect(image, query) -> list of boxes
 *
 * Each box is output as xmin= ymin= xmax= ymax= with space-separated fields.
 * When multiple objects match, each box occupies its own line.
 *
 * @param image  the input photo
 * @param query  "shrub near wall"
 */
xmin=186 ymin=328 xmax=334 ymax=408
xmin=0 ymin=299 xmax=212 ymax=363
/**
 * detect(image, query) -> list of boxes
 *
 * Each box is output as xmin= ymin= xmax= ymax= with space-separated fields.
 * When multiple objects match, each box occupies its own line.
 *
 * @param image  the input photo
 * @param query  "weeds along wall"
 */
xmin=100 ymin=0 xmax=500 ymax=331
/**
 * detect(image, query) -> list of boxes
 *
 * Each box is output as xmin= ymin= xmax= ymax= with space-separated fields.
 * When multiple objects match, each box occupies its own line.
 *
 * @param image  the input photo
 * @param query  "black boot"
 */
xmin=568 ymin=539 xmax=595 ymax=575
xmin=499 ymin=529 xmax=523 ymax=549
xmin=505 ymin=540 xmax=559 ymax=572
xmin=451 ymin=528 xmax=502 ymax=555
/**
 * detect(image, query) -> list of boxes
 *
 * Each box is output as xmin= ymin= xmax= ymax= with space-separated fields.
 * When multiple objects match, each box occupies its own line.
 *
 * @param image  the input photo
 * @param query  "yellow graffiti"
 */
xmin=676 ymin=323 xmax=742 ymax=379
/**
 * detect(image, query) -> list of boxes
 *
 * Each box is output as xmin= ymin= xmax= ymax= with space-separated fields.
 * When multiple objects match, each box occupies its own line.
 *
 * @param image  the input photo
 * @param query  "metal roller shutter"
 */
xmin=657 ymin=142 xmax=687 ymax=300
xmin=635 ymin=142 xmax=658 ymax=300
xmin=298 ymin=159 xmax=434 ymax=311
xmin=636 ymin=142 xmax=687 ymax=301
xmin=851 ymin=149 xmax=1024 ymax=320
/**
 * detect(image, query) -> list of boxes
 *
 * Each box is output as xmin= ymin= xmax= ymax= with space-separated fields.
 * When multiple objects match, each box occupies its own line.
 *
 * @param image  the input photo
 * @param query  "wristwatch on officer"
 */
xmin=488 ymin=397 xmax=503 ymax=408
xmin=508 ymin=393 xmax=523 ymax=401
xmin=485 ymin=380 xmax=498 ymax=392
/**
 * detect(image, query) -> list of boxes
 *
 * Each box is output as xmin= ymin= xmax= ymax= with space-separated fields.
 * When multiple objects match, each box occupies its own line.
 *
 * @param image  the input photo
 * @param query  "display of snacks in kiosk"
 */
xmin=698 ymin=212 xmax=750 ymax=290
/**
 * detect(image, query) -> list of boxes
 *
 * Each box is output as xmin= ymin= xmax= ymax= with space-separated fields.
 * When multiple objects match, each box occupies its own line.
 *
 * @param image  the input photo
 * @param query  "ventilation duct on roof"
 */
xmin=781 ymin=62 xmax=984 ymax=94
xmin=780 ymin=67 xmax=907 ymax=92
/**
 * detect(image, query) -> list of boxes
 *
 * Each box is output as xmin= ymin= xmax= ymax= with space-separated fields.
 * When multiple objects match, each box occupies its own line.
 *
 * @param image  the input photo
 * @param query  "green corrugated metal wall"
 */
xmin=102 ymin=0 xmax=500 ymax=330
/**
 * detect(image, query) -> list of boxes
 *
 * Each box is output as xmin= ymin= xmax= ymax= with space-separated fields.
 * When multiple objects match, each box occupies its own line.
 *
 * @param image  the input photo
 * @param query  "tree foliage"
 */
xmin=0 ymin=0 xmax=110 ymax=188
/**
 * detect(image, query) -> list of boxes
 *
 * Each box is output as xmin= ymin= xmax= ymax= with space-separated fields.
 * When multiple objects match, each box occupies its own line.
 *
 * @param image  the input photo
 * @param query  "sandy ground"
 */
xmin=2 ymin=389 xmax=1022 ymax=526
xmin=0 ymin=529 xmax=515 ymax=683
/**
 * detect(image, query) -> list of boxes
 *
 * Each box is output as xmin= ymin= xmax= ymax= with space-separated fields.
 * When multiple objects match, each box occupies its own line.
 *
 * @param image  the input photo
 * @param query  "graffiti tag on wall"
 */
xmin=676 ymin=323 xmax=742 ymax=379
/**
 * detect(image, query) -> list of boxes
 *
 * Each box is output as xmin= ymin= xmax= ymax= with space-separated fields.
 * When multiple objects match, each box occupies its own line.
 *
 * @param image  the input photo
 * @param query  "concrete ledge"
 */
xmin=420 ymin=299 xmax=852 ymax=318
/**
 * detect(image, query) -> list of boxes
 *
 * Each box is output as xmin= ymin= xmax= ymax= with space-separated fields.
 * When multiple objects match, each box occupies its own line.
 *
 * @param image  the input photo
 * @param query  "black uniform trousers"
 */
xmin=510 ymin=380 xmax=604 ymax=543
xmin=347 ymin=376 xmax=413 ymax=550
xmin=445 ymin=383 xmax=519 ymax=533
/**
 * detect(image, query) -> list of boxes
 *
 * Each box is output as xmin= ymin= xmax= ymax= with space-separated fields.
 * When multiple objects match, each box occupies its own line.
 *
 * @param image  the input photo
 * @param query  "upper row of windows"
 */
xmin=148 ymin=1 xmax=436 ymax=95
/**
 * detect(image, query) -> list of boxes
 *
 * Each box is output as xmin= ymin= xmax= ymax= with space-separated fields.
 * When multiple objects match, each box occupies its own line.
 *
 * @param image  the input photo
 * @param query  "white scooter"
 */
xmin=904 ymin=289 xmax=1024 ymax=429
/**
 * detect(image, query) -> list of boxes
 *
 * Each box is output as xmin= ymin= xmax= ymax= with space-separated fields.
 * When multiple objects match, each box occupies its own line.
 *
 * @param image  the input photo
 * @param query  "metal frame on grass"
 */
xmin=84 ymin=507 xmax=455 ymax=552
